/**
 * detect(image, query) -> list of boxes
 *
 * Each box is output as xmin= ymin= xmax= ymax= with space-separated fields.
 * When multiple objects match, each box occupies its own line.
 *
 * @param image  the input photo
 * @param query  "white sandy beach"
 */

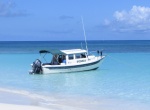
xmin=0 ymin=89 xmax=86 ymax=110
xmin=1 ymin=98 xmax=150 ymax=110
xmin=0 ymin=88 xmax=150 ymax=110
xmin=0 ymin=103 xmax=50 ymax=110
xmin=0 ymin=89 xmax=50 ymax=110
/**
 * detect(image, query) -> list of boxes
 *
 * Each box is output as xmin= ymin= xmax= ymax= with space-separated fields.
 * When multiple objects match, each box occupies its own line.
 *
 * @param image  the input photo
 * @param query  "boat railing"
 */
xmin=89 ymin=50 xmax=103 ymax=57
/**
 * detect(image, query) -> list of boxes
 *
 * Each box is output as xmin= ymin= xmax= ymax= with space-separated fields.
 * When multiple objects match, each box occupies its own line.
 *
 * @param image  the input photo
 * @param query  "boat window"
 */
xmin=68 ymin=54 xmax=74 ymax=60
xmin=75 ymin=53 xmax=81 ymax=59
xmin=81 ymin=53 xmax=86 ymax=58
xmin=75 ymin=53 xmax=86 ymax=59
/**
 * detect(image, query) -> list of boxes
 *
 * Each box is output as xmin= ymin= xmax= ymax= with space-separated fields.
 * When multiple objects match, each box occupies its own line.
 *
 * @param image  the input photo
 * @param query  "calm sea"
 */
xmin=1 ymin=40 xmax=150 ymax=53
xmin=0 ymin=40 xmax=150 ymax=108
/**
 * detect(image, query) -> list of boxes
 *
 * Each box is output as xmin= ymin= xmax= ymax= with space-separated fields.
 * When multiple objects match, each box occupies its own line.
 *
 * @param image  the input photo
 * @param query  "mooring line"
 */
xmin=106 ymin=54 xmax=140 ymax=71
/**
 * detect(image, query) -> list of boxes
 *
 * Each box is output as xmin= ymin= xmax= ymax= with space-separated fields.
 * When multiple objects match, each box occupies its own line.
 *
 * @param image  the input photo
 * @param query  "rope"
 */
xmin=106 ymin=54 xmax=140 ymax=70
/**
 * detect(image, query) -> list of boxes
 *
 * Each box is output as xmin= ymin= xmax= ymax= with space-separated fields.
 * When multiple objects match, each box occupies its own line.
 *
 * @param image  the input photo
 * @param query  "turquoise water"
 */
xmin=0 ymin=41 xmax=150 ymax=107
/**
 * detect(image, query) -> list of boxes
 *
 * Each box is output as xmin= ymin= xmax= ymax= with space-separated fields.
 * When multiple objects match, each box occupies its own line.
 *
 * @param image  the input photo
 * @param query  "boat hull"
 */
xmin=42 ymin=57 xmax=104 ymax=74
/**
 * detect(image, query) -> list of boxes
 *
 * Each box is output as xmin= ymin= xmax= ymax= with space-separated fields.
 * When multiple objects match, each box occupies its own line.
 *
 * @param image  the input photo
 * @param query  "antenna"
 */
xmin=81 ymin=16 xmax=88 ymax=55
xmin=81 ymin=42 xmax=83 ymax=49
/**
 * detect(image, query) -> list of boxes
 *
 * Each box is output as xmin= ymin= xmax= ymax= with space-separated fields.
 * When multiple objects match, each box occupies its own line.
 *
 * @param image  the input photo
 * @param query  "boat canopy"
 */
xmin=39 ymin=49 xmax=87 ymax=55
xmin=39 ymin=49 xmax=66 ymax=55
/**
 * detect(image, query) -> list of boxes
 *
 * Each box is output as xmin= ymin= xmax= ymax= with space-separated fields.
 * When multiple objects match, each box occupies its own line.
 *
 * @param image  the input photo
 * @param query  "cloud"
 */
xmin=59 ymin=15 xmax=74 ymax=20
xmin=105 ymin=5 xmax=150 ymax=32
xmin=0 ymin=1 xmax=28 ymax=17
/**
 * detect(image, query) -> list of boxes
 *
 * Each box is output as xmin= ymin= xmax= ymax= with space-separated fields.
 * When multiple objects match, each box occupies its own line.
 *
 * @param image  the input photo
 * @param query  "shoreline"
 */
xmin=0 ymin=89 xmax=86 ymax=110
xmin=0 ymin=89 xmax=150 ymax=110
xmin=0 ymin=89 xmax=49 ymax=110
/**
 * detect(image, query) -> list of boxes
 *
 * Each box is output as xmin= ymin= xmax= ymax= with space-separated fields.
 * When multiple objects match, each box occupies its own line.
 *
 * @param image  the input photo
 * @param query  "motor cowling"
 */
xmin=32 ymin=59 xmax=42 ymax=74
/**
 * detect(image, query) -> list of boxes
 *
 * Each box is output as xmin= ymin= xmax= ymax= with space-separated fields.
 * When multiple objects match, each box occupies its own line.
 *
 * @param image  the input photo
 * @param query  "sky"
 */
xmin=0 ymin=0 xmax=150 ymax=41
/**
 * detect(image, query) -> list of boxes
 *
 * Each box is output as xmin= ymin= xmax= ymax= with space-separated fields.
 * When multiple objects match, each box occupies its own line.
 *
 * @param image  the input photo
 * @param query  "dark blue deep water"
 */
xmin=0 ymin=40 xmax=150 ymax=53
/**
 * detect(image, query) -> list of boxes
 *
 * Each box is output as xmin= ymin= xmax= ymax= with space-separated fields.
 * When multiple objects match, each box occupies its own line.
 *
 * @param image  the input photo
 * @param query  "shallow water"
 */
xmin=0 ymin=41 xmax=150 ymax=109
xmin=0 ymin=53 xmax=150 ymax=102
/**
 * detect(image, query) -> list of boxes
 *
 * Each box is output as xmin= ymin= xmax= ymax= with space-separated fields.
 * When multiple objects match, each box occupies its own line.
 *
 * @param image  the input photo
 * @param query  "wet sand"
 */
xmin=0 ymin=89 xmax=150 ymax=110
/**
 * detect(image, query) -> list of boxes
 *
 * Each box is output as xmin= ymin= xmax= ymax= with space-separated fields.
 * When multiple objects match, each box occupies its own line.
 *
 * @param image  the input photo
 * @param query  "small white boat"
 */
xmin=29 ymin=49 xmax=105 ymax=74
xmin=29 ymin=18 xmax=105 ymax=74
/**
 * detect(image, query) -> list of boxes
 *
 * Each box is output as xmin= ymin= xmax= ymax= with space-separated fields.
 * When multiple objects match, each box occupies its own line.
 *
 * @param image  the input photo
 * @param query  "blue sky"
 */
xmin=0 ymin=0 xmax=150 ymax=41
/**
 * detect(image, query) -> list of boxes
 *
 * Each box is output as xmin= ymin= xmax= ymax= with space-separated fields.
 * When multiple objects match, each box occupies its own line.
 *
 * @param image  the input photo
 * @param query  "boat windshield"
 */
xmin=50 ymin=54 xmax=66 ymax=65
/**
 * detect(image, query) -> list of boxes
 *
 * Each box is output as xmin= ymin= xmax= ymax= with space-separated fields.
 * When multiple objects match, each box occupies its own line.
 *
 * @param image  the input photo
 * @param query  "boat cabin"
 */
xmin=40 ymin=49 xmax=88 ymax=66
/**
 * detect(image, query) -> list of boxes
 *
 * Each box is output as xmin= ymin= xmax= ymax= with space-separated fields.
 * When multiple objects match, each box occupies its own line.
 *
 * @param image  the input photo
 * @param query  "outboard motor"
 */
xmin=31 ymin=59 xmax=42 ymax=74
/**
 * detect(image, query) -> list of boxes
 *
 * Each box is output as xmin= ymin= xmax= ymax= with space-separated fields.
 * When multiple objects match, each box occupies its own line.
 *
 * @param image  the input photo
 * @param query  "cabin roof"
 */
xmin=39 ymin=49 xmax=87 ymax=55
xmin=61 ymin=49 xmax=87 ymax=54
